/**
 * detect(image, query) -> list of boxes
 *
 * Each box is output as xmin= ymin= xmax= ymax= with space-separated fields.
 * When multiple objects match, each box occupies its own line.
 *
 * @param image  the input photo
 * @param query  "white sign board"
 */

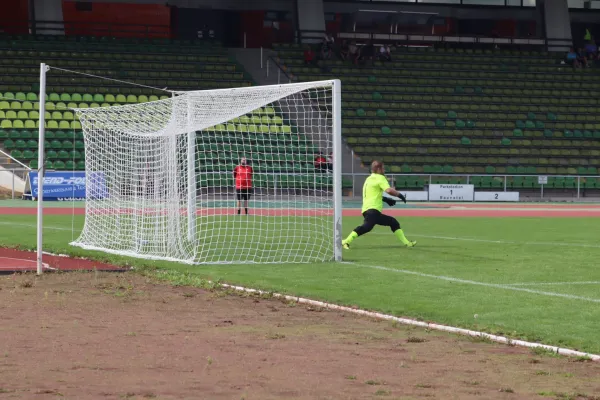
xmin=538 ymin=176 xmax=548 ymax=184
xmin=399 ymin=191 xmax=429 ymax=202
xmin=474 ymin=192 xmax=520 ymax=202
xmin=428 ymin=184 xmax=474 ymax=201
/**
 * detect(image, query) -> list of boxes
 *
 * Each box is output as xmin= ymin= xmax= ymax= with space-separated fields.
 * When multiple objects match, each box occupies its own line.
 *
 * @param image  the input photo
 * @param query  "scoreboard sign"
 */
xmin=428 ymin=184 xmax=474 ymax=201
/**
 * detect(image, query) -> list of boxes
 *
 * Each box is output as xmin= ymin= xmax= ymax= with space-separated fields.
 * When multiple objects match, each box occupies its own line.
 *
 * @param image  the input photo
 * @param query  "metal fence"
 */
xmin=2 ymin=168 xmax=599 ymax=201
xmin=342 ymin=173 xmax=600 ymax=200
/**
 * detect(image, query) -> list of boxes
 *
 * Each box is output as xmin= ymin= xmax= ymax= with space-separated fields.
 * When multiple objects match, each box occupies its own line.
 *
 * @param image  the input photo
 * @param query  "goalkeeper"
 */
xmin=342 ymin=160 xmax=416 ymax=249
xmin=233 ymin=157 xmax=253 ymax=215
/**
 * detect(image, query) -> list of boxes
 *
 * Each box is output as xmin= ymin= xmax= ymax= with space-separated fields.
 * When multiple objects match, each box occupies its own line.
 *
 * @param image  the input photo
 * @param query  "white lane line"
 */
xmin=347 ymin=263 xmax=600 ymax=304
xmin=371 ymin=232 xmax=600 ymax=249
xmin=0 ymin=221 xmax=73 ymax=231
xmin=506 ymin=281 xmax=600 ymax=287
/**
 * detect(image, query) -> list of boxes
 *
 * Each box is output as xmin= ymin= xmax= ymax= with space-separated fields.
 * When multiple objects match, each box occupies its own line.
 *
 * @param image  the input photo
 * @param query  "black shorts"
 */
xmin=362 ymin=209 xmax=398 ymax=228
xmin=236 ymin=188 xmax=253 ymax=200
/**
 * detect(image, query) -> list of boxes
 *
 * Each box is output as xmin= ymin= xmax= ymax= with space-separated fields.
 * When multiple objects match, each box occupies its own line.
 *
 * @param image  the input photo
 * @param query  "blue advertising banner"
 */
xmin=25 ymin=171 xmax=107 ymax=201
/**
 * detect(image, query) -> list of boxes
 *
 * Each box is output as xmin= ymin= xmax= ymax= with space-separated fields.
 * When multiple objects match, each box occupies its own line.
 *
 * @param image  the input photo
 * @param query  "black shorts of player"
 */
xmin=355 ymin=209 xmax=400 ymax=236
xmin=236 ymin=188 xmax=253 ymax=200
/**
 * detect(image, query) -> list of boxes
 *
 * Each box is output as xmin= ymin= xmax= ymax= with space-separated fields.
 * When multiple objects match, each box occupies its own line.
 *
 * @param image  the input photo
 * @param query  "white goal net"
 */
xmin=70 ymin=80 xmax=342 ymax=264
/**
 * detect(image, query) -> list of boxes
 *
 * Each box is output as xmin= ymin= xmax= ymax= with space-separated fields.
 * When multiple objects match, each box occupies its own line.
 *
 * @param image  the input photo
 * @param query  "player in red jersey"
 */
xmin=233 ymin=157 xmax=253 ymax=215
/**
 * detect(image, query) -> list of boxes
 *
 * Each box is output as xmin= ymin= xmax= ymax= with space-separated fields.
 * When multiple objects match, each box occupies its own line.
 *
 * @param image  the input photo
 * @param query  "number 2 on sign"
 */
xmin=495 ymin=193 xmax=498 ymax=199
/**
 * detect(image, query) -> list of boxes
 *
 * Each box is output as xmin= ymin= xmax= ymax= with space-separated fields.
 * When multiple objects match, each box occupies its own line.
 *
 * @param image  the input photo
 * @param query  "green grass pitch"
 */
xmin=1 ymin=214 xmax=599 ymax=354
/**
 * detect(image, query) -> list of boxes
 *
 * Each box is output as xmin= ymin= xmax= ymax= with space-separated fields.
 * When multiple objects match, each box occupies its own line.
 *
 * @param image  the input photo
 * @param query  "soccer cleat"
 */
xmin=405 ymin=240 xmax=417 ymax=248
xmin=342 ymin=240 xmax=351 ymax=250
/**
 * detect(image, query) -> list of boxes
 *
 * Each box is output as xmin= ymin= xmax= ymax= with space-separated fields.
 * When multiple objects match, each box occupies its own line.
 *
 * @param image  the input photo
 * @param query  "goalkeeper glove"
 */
xmin=397 ymin=193 xmax=407 ymax=204
xmin=383 ymin=197 xmax=396 ymax=207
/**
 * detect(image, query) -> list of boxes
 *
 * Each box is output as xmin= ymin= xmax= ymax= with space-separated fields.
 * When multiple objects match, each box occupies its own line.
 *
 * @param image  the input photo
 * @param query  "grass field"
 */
xmin=1 ymin=212 xmax=600 ymax=355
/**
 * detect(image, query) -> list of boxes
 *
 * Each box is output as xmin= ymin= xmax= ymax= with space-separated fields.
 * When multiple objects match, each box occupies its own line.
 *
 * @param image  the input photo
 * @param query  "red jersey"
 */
xmin=234 ymin=165 xmax=253 ymax=189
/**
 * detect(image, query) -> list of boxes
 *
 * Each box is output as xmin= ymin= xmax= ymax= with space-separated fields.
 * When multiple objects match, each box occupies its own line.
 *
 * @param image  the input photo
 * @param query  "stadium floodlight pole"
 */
xmin=36 ymin=63 xmax=49 ymax=275
xmin=332 ymin=79 xmax=342 ymax=261
xmin=187 ymin=96 xmax=196 ymax=240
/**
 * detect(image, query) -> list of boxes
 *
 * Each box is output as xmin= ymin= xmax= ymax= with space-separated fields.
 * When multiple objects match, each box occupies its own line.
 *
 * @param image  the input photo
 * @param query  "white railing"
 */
xmin=341 ymin=173 xmax=600 ymax=200
xmin=0 ymin=167 xmax=30 ymax=200
xmin=0 ymin=149 xmax=32 ymax=170
xmin=2 ymin=168 xmax=599 ymax=202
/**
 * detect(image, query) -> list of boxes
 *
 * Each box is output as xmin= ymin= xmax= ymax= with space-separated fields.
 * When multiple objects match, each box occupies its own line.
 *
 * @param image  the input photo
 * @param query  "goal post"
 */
xmin=69 ymin=80 xmax=343 ymax=264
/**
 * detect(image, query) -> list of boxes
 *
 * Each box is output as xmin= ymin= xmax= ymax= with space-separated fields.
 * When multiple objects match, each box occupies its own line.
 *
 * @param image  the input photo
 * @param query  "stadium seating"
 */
xmin=275 ymin=44 xmax=600 ymax=189
xmin=0 ymin=35 xmax=345 ymax=189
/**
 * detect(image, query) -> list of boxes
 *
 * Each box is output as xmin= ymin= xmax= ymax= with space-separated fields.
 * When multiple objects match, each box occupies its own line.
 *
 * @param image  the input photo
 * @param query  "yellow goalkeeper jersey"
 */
xmin=362 ymin=173 xmax=390 ymax=213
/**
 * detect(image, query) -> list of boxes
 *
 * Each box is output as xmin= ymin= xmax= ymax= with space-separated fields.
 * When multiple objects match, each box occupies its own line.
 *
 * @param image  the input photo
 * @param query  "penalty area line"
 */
xmin=216 ymin=280 xmax=600 ymax=362
xmin=506 ymin=281 xmax=600 ymax=287
xmin=345 ymin=263 xmax=600 ymax=304
xmin=371 ymin=232 xmax=600 ymax=249
xmin=37 ymin=251 xmax=600 ymax=362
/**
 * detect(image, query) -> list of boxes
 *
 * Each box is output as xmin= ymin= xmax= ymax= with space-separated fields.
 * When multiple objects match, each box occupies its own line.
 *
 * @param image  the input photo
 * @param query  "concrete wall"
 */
xmin=34 ymin=0 xmax=64 ymax=34
xmin=0 ymin=167 xmax=26 ymax=194
xmin=543 ymin=0 xmax=572 ymax=39
xmin=297 ymin=0 xmax=325 ymax=32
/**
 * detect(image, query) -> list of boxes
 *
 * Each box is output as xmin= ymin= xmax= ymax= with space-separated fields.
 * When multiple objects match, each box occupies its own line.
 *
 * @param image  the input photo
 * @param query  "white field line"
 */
xmin=0 ymin=221 xmax=73 ymax=231
xmin=217 ymin=281 xmax=600 ymax=362
xmin=28 ymin=251 xmax=600 ymax=362
xmin=372 ymin=232 xmax=600 ymax=249
xmin=346 ymin=263 xmax=600 ymax=304
xmin=506 ymin=281 xmax=600 ymax=287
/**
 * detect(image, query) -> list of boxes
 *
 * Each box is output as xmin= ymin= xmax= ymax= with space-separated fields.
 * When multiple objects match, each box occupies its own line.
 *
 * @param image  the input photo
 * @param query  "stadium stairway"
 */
xmin=231 ymin=47 xmax=368 ymax=192
xmin=274 ymin=44 xmax=600 ymax=191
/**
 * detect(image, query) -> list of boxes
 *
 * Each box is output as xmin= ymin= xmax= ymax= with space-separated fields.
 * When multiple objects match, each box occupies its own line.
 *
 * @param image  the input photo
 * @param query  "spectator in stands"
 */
xmin=359 ymin=41 xmax=376 ymax=65
xmin=304 ymin=46 xmax=316 ymax=65
xmin=577 ymin=47 xmax=590 ymax=67
xmin=348 ymin=41 xmax=360 ymax=64
xmin=314 ymin=153 xmax=327 ymax=172
xmin=321 ymin=33 xmax=335 ymax=60
xmin=565 ymin=47 xmax=581 ymax=68
xmin=584 ymin=40 xmax=597 ymax=60
xmin=379 ymin=44 xmax=392 ymax=61
xmin=340 ymin=40 xmax=349 ymax=60
xmin=326 ymin=152 xmax=333 ymax=171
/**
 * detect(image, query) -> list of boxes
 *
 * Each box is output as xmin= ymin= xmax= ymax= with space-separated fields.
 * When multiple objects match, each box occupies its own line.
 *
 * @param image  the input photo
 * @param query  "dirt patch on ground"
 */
xmin=0 ymin=272 xmax=598 ymax=400
xmin=0 ymin=186 xmax=19 ymax=200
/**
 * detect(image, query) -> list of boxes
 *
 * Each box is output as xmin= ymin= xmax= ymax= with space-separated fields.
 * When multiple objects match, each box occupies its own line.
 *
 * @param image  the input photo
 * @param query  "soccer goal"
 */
xmin=68 ymin=80 xmax=342 ymax=264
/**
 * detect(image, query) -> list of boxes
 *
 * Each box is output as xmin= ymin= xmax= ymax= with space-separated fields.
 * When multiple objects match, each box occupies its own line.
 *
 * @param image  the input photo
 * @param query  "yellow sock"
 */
xmin=394 ymin=229 xmax=410 ymax=245
xmin=344 ymin=231 xmax=358 ymax=244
